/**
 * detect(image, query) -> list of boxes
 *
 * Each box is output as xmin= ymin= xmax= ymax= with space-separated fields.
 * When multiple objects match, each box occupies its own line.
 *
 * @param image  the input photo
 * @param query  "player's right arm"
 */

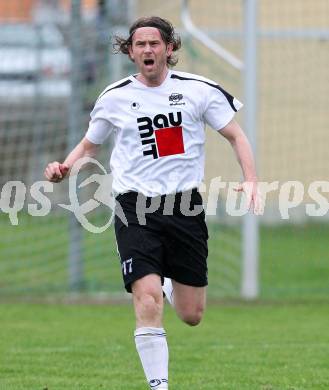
xmin=44 ymin=137 xmax=99 ymax=183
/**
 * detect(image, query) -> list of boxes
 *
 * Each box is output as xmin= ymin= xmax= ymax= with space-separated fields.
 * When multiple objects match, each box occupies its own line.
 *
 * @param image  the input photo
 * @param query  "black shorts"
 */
xmin=114 ymin=189 xmax=208 ymax=293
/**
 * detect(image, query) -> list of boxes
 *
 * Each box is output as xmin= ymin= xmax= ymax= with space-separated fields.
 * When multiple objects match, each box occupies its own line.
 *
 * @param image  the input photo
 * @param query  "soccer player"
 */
xmin=44 ymin=16 xmax=262 ymax=390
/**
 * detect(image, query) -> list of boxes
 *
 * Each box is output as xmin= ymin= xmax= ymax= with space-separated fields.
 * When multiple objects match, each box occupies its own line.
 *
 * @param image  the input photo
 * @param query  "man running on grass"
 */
xmin=44 ymin=16 xmax=262 ymax=390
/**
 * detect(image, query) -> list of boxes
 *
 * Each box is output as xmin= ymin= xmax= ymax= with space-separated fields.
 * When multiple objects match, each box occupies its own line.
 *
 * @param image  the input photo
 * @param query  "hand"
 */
xmin=234 ymin=181 xmax=264 ymax=215
xmin=44 ymin=162 xmax=69 ymax=183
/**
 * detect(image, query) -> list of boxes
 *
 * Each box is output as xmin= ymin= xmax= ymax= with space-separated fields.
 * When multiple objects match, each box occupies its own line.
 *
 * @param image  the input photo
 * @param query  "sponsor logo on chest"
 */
xmin=169 ymin=93 xmax=185 ymax=106
xmin=137 ymin=111 xmax=185 ymax=159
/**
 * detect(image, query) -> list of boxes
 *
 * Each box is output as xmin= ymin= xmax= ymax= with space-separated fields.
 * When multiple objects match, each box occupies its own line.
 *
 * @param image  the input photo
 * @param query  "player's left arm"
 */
xmin=218 ymin=119 xmax=263 ymax=215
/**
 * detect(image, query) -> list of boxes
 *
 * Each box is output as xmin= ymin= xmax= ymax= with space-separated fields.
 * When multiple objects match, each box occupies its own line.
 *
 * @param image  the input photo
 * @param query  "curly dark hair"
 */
xmin=113 ymin=16 xmax=181 ymax=67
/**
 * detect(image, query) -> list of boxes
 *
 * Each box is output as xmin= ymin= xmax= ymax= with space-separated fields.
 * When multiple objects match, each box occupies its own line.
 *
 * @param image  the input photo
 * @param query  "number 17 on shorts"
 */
xmin=122 ymin=258 xmax=133 ymax=276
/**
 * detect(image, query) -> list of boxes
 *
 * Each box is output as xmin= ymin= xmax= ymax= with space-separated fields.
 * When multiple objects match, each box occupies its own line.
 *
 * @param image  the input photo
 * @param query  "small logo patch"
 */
xmin=131 ymin=102 xmax=140 ymax=110
xmin=149 ymin=379 xmax=161 ymax=387
xmin=169 ymin=93 xmax=185 ymax=106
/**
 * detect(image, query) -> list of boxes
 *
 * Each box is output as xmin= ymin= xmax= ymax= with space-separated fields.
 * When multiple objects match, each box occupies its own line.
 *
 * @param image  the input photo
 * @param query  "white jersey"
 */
xmin=85 ymin=70 xmax=243 ymax=196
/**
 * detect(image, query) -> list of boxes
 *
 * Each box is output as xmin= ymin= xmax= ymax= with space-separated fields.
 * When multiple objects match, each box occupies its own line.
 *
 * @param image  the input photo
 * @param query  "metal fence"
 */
xmin=0 ymin=0 xmax=328 ymax=300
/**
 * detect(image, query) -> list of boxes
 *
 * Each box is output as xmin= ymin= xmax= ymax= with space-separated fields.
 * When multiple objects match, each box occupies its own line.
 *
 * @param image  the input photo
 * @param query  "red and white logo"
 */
xmin=137 ymin=112 xmax=185 ymax=159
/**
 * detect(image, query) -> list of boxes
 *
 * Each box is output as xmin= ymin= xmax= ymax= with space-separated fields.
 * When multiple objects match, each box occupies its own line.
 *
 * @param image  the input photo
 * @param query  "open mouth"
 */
xmin=144 ymin=59 xmax=155 ymax=66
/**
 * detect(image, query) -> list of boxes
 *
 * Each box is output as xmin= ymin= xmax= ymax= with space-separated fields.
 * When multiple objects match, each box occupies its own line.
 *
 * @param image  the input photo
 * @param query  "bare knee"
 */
xmin=136 ymin=292 xmax=162 ymax=317
xmin=180 ymin=306 xmax=204 ymax=326
xmin=132 ymin=275 xmax=164 ymax=327
xmin=171 ymin=282 xmax=206 ymax=326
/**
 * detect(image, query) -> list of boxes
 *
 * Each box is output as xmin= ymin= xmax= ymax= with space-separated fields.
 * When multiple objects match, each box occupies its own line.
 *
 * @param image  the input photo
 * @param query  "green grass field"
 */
xmin=1 ymin=218 xmax=329 ymax=389
xmin=1 ymin=302 xmax=328 ymax=390
xmin=1 ymin=216 xmax=328 ymax=300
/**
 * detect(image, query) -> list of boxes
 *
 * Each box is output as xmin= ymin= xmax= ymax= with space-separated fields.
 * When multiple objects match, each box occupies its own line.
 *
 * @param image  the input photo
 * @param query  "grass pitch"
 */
xmin=1 ymin=218 xmax=328 ymax=389
xmin=1 ymin=302 xmax=328 ymax=390
xmin=1 ymin=217 xmax=329 ymax=300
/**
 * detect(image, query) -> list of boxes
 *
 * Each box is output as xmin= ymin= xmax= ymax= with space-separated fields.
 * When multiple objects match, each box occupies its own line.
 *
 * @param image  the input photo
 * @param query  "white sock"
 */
xmin=162 ymin=278 xmax=174 ymax=306
xmin=134 ymin=327 xmax=169 ymax=389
